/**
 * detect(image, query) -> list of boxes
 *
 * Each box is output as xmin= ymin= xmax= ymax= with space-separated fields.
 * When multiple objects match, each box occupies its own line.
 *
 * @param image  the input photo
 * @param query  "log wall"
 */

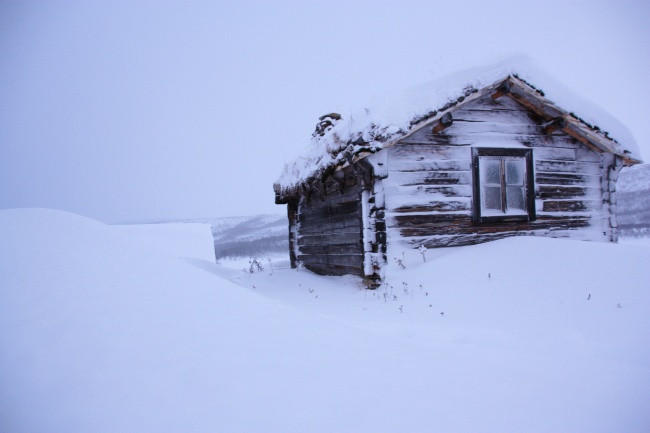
xmin=291 ymin=164 xmax=366 ymax=277
xmin=384 ymin=93 xmax=613 ymax=250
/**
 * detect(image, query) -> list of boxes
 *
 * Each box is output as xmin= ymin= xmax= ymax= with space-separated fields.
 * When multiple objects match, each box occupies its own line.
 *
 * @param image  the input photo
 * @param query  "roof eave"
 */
xmin=276 ymin=72 xmax=642 ymax=201
xmin=506 ymin=76 xmax=642 ymax=165
xmin=388 ymin=75 xmax=642 ymax=165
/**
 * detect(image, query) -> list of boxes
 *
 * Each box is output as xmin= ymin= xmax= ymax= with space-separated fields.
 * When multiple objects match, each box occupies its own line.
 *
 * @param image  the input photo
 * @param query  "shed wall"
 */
xmin=292 ymin=165 xmax=365 ymax=276
xmin=383 ymin=94 xmax=613 ymax=249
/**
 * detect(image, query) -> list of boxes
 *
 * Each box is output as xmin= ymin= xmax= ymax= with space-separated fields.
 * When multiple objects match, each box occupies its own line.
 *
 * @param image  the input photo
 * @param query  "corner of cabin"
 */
xmin=383 ymin=81 xmax=630 ymax=251
xmin=275 ymin=66 xmax=640 ymax=282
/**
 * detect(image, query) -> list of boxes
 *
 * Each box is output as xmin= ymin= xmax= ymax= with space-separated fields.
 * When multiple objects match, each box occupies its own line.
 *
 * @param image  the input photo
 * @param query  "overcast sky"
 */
xmin=1 ymin=0 xmax=649 ymax=223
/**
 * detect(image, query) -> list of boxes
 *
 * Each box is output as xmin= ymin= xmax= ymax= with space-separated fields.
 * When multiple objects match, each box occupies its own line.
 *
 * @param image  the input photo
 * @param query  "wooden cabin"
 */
xmin=274 ymin=67 xmax=642 ymax=284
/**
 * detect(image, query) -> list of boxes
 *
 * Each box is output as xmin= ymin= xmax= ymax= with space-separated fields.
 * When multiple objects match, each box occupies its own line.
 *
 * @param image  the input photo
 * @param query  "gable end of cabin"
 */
xmin=275 ymin=72 xmax=641 ymax=284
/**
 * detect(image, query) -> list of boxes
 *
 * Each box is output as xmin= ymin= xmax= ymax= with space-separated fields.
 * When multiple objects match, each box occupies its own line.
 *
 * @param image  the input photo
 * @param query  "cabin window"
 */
xmin=472 ymin=148 xmax=535 ymax=223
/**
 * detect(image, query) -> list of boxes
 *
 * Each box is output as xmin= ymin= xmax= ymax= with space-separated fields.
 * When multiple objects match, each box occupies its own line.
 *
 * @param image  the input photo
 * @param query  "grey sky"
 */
xmin=1 ymin=0 xmax=649 ymax=223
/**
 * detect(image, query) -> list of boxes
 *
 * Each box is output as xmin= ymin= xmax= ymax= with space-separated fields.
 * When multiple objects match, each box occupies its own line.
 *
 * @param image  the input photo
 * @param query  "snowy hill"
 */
xmin=1 ymin=208 xmax=649 ymax=433
xmin=618 ymin=164 xmax=650 ymax=238
xmin=163 ymin=214 xmax=287 ymax=259
xmin=208 ymin=214 xmax=287 ymax=258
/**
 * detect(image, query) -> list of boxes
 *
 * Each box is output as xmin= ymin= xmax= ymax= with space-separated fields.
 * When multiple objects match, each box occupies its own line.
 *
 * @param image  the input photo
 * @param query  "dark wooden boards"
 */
xmin=294 ymin=164 xmax=365 ymax=277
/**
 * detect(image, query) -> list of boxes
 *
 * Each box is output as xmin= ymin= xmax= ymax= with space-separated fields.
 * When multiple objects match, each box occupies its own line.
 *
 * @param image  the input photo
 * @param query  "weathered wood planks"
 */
xmin=383 ymin=91 xmax=610 ymax=249
xmin=293 ymin=163 xmax=366 ymax=277
xmin=281 ymin=79 xmax=621 ymax=281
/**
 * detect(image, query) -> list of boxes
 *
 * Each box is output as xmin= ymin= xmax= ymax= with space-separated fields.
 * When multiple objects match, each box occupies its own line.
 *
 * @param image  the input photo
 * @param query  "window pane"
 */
xmin=483 ymin=159 xmax=501 ymax=184
xmin=483 ymin=186 xmax=502 ymax=210
xmin=505 ymin=160 xmax=524 ymax=185
xmin=506 ymin=186 xmax=525 ymax=211
xmin=475 ymin=151 xmax=532 ymax=219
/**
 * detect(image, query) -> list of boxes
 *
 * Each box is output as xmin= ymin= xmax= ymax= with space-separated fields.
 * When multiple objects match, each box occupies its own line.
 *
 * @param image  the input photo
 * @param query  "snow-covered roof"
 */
xmin=275 ymin=58 xmax=642 ymax=198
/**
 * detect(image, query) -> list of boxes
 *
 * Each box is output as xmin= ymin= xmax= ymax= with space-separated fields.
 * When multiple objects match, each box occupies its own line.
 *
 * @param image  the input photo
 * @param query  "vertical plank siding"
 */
xmin=384 ymin=94 xmax=613 ymax=250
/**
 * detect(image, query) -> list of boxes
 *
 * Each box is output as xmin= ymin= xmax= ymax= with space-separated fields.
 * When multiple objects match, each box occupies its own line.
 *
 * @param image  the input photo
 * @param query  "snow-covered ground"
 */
xmin=2 ymin=208 xmax=649 ymax=433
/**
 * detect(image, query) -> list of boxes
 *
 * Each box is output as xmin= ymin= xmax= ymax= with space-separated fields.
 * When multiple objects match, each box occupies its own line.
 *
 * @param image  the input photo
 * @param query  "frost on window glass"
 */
xmin=505 ymin=160 xmax=524 ymax=186
xmin=484 ymin=186 xmax=502 ymax=210
xmin=478 ymin=155 xmax=528 ymax=216
xmin=505 ymin=159 xmax=525 ymax=212
xmin=474 ymin=149 xmax=534 ymax=222
xmin=506 ymin=186 xmax=525 ymax=211
xmin=485 ymin=160 xmax=501 ymax=185
xmin=481 ymin=159 xmax=502 ymax=211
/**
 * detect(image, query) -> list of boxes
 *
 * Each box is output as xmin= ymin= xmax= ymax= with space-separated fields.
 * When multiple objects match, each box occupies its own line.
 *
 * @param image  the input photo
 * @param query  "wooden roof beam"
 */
xmin=542 ymin=117 xmax=567 ymax=134
xmin=506 ymin=76 xmax=641 ymax=165
xmin=490 ymin=79 xmax=511 ymax=100
xmin=432 ymin=112 xmax=453 ymax=133
xmin=506 ymin=78 xmax=564 ymax=119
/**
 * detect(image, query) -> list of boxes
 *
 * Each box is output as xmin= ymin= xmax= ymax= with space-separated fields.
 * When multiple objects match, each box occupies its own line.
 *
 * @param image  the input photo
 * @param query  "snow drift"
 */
xmin=1 ymin=208 xmax=649 ymax=433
